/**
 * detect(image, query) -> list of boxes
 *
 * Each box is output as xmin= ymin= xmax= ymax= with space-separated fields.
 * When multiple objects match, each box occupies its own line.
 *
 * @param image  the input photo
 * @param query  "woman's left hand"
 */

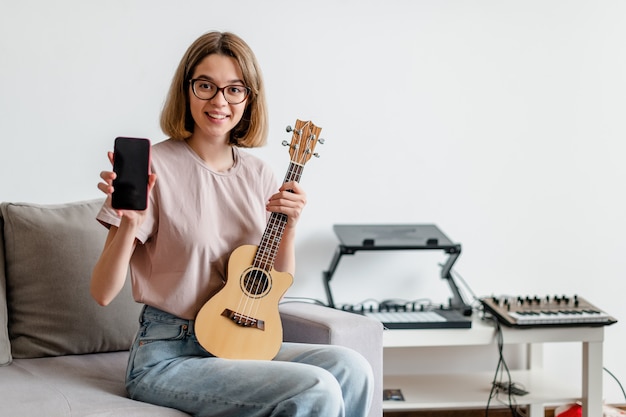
xmin=266 ymin=181 xmax=307 ymax=228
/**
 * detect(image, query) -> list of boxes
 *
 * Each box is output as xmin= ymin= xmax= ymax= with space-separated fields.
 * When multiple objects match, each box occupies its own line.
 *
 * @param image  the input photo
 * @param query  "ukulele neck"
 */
xmin=253 ymin=161 xmax=304 ymax=272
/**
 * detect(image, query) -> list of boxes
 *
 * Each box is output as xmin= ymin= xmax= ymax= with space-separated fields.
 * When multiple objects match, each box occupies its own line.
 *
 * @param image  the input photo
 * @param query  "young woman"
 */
xmin=90 ymin=31 xmax=374 ymax=417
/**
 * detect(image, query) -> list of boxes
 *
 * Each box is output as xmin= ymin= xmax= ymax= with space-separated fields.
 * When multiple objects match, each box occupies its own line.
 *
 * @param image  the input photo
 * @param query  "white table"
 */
xmin=382 ymin=316 xmax=604 ymax=417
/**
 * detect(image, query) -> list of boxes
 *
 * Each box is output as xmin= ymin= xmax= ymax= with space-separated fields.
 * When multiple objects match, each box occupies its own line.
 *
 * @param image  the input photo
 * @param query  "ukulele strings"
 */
xmin=235 ymin=165 xmax=298 ymax=324
xmin=235 ymin=123 xmax=312 ymax=325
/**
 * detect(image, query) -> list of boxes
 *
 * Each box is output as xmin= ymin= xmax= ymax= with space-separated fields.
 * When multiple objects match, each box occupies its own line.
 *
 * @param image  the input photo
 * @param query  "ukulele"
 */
xmin=195 ymin=119 xmax=323 ymax=360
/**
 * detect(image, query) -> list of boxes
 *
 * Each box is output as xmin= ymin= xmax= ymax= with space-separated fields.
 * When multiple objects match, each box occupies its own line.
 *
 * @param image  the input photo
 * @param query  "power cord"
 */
xmin=450 ymin=268 xmax=477 ymax=301
xmin=279 ymin=296 xmax=327 ymax=306
xmin=604 ymin=366 xmax=626 ymax=402
xmin=485 ymin=315 xmax=527 ymax=417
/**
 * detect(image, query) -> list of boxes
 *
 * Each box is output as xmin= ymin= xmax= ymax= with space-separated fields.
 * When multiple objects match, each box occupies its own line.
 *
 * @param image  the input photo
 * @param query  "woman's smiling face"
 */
xmin=188 ymin=54 xmax=248 ymax=143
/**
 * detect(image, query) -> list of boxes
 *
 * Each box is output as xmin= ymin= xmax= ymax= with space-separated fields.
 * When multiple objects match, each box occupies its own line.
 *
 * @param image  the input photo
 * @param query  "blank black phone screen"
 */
xmin=111 ymin=137 xmax=151 ymax=210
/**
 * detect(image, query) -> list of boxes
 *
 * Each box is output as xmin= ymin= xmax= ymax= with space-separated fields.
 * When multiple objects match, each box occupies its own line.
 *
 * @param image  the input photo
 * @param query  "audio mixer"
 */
xmin=480 ymin=294 xmax=617 ymax=328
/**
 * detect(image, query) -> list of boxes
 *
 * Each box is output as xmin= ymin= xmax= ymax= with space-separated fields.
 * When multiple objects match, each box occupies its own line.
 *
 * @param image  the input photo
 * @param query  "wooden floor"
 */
xmin=384 ymin=404 xmax=626 ymax=417
xmin=384 ymin=408 xmax=551 ymax=417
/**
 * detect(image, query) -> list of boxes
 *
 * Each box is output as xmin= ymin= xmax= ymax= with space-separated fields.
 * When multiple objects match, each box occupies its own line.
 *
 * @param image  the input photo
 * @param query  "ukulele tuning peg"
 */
xmin=318 ymin=138 xmax=325 ymax=145
xmin=281 ymin=140 xmax=290 ymax=147
xmin=285 ymin=125 xmax=293 ymax=133
xmin=313 ymin=153 xmax=321 ymax=158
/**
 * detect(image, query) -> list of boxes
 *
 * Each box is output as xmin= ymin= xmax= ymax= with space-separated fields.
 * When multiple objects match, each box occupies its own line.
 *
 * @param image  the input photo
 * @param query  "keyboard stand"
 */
xmin=322 ymin=224 xmax=472 ymax=321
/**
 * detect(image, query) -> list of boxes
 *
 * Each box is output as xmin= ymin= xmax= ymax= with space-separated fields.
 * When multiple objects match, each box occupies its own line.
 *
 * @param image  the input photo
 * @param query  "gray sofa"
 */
xmin=0 ymin=199 xmax=383 ymax=417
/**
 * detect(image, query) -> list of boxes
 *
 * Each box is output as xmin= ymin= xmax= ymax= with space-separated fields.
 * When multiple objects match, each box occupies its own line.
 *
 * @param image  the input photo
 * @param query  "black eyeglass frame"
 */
xmin=188 ymin=79 xmax=251 ymax=104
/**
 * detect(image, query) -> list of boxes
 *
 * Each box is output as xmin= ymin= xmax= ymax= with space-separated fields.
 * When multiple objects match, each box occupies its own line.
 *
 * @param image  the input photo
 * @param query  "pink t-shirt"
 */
xmin=97 ymin=139 xmax=278 ymax=319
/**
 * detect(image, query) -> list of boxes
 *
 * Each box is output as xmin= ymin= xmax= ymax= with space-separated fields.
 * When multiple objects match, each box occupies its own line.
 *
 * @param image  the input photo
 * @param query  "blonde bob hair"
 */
xmin=160 ymin=31 xmax=268 ymax=148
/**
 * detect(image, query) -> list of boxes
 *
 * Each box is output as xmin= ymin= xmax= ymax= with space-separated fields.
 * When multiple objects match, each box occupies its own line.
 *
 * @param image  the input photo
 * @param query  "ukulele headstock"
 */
xmin=283 ymin=119 xmax=323 ymax=166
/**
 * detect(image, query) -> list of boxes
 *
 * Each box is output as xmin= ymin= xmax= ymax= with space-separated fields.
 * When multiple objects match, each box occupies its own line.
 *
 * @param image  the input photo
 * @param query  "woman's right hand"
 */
xmin=91 ymin=151 xmax=157 ymax=306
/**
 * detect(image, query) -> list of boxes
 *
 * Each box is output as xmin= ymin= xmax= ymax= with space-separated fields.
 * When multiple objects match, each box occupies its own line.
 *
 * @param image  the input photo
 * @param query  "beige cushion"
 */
xmin=1 ymin=200 xmax=141 ymax=359
xmin=2 ymin=353 xmax=190 ymax=416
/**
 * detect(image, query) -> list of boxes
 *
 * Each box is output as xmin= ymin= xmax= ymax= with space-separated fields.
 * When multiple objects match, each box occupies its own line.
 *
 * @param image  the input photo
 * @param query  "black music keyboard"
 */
xmin=362 ymin=308 xmax=472 ymax=329
xmin=480 ymin=295 xmax=617 ymax=328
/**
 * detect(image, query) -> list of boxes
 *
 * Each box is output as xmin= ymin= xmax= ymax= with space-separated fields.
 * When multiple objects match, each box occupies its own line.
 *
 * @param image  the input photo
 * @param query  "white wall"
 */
xmin=2 ymin=0 xmax=626 ymax=404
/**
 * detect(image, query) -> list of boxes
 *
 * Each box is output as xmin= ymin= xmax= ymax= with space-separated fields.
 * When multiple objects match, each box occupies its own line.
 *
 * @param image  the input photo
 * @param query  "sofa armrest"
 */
xmin=279 ymin=302 xmax=383 ymax=417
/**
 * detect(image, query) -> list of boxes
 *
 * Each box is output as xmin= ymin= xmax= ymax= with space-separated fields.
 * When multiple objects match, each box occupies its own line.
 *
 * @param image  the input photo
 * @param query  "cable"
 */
xmin=604 ymin=366 xmax=626 ymax=401
xmin=450 ymin=267 xmax=478 ymax=302
xmin=485 ymin=314 xmax=527 ymax=417
xmin=442 ymin=266 xmax=485 ymax=316
xmin=279 ymin=296 xmax=327 ymax=306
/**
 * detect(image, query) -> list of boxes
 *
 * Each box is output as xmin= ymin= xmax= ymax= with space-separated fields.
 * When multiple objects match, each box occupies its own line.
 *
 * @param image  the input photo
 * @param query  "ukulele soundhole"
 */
xmin=241 ymin=268 xmax=271 ymax=298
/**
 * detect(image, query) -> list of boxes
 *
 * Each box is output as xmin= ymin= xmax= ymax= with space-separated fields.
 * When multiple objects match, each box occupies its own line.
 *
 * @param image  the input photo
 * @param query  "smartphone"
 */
xmin=111 ymin=137 xmax=151 ymax=210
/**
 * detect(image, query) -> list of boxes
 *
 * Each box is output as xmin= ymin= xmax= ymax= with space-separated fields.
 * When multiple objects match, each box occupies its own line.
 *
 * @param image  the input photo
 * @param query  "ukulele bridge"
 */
xmin=221 ymin=308 xmax=265 ymax=330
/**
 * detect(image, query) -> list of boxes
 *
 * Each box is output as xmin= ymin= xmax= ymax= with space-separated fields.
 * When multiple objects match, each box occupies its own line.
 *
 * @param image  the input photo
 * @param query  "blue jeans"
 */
xmin=126 ymin=305 xmax=374 ymax=417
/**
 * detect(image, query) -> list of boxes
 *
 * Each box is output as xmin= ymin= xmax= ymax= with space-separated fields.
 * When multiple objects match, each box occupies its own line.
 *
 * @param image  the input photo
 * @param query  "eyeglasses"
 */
xmin=189 ymin=79 xmax=250 ymax=104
